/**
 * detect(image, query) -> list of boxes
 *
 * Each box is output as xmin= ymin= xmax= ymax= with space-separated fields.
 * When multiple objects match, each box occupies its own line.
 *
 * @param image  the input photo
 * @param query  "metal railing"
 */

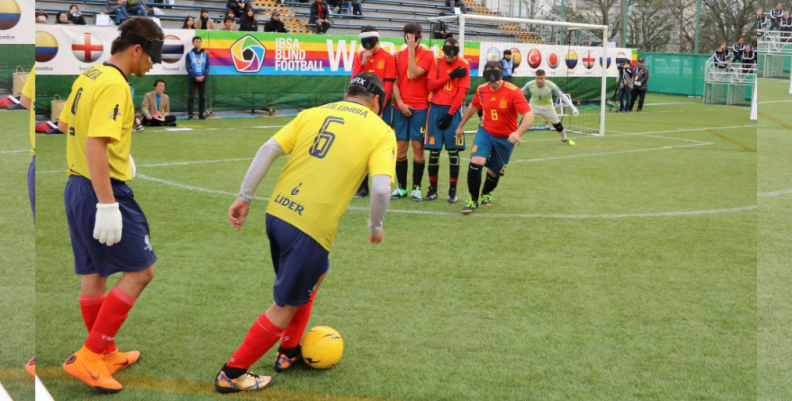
xmin=703 ymin=55 xmax=756 ymax=106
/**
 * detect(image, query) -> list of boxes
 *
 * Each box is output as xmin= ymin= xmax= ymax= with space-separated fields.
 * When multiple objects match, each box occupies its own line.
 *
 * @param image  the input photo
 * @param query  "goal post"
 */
xmin=428 ymin=14 xmax=609 ymax=136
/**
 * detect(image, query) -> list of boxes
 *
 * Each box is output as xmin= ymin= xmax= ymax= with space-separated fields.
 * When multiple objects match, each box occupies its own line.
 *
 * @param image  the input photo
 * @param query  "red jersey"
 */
xmin=395 ymin=47 xmax=434 ymax=109
xmin=428 ymin=56 xmax=470 ymax=114
xmin=351 ymin=48 xmax=397 ymax=103
xmin=471 ymin=82 xmax=531 ymax=137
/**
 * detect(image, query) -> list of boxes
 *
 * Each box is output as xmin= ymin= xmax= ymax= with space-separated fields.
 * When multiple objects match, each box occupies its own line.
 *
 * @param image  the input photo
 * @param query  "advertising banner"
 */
xmin=0 ymin=0 xmax=34 ymax=44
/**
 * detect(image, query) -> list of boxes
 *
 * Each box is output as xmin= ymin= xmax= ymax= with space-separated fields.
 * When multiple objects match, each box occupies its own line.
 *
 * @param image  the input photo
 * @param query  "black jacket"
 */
xmin=68 ymin=12 xmax=86 ymax=24
xmin=741 ymin=49 xmax=757 ymax=64
xmin=264 ymin=19 xmax=288 ymax=32
xmin=758 ymin=14 xmax=767 ymax=28
xmin=781 ymin=17 xmax=792 ymax=31
xmin=632 ymin=66 xmax=649 ymax=91
xmin=713 ymin=50 xmax=728 ymax=68
xmin=310 ymin=1 xmax=330 ymax=22
xmin=771 ymin=8 xmax=784 ymax=23
xmin=240 ymin=18 xmax=258 ymax=31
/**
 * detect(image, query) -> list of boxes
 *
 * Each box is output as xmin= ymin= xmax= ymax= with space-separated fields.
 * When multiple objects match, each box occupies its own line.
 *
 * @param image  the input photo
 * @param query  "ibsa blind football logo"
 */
xmin=0 ymin=0 xmax=21 ymax=30
xmin=231 ymin=35 xmax=266 ymax=73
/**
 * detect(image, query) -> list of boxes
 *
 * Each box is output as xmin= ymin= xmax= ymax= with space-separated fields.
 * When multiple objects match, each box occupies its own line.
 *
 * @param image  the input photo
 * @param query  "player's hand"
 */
xmin=438 ymin=113 xmax=453 ymax=129
xmin=572 ymin=108 xmax=579 ymax=117
xmin=455 ymin=124 xmax=464 ymax=139
xmin=405 ymin=33 xmax=418 ymax=50
xmin=369 ymin=228 xmax=384 ymax=244
xmin=361 ymin=50 xmax=374 ymax=65
xmin=228 ymin=200 xmax=250 ymax=231
xmin=129 ymin=154 xmax=136 ymax=178
xmin=507 ymin=131 xmax=521 ymax=144
xmin=94 ymin=203 xmax=123 ymax=246
xmin=449 ymin=67 xmax=467 ymax=79
xmin=398 ymin=102 xmax=413 ymax=117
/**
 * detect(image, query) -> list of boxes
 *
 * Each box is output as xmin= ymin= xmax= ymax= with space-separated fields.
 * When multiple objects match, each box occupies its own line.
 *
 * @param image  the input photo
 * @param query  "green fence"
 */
xmin=642 ymin=53 xmax=709 ymax=97
xmin=0 ymin=45 xmax=35 ymax=93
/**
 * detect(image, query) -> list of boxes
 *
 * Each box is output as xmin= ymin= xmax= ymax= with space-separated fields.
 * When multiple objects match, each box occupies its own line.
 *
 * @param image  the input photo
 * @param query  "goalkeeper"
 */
xmin=521 ymin=69 xmax=578 ymax=145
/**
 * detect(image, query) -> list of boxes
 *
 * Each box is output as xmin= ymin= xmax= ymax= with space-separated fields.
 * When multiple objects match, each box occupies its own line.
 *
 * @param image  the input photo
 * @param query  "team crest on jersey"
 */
xmin=499 ymin=98 xmax=507 ymax=109
xmin=429 ymin=137 xmax=436 ymax=145
xmin=377 ymin=60 xmax=384 ymax=69
xmin=291 ymin=183 xmax=302 ymax=196
xmin=472 ymin=145 xmax=477 ymax=152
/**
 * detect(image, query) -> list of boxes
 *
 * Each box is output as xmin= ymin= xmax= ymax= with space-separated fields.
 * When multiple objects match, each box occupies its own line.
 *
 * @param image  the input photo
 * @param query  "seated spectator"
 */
xmin=328 ymin=0 xmax=341 ymax=13
xmin=346 ymin=0 xmax=363 ymax=15
xmin=310 ymin=0 xmax=331 ymax=34
xmin=759 ymin=25 xmax=768 ymax=41
xmin=741 ymin=45 xmax=756 ymax=73
xmin=194 ymin=9 xmax=216 ymax=29
xmin=770 ymin=2 xmax=784 ymax=30
xmin=720 ymin=42 xmax=729 ymax=59
xmin=227 ymin=0 xmax=246 ymax=18
xmin=731 ymin=37 xmax=744 ymax=62
xmin=107 ymin=0 xmax=130 ymax=24
xmin=240 ymin=7 xmax=258 ymax=31
xmin=219 ymin=15 xmax=237 ymax=30
xmin=182 ymin=15 xmax=195 ymax=29
xmin=264 ymin=11 xmax=288 ymax=32
xmin=126 ymin=0 xmax=148 ymax=17
xmin=713 ymin=46 xmax=728 ymax=70
xmin=445 ymin=0 xmax=465 ymax=14
xmin=56 ymin=12 xmax=72 ymax=24
xmin=431 ymin=12 xmax=453 ymax=39
xmin=782 ymin=11 xmax=792 ymax=41
xmin=35 ymin=11 xmax=48 ymax=23
xmin=68 ymin=4 xmax=87 ymax=24
xmin=758 ymin=8 xmax=767 ymax=31
xmin=140 ymin=79 xmax=177 ymax=126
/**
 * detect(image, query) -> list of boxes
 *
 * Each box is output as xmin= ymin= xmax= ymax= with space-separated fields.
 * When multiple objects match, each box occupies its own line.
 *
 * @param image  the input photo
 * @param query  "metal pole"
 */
xmin=560 ymin=0 xmax=565 ymax=44
xmin=622 ymin=0 xmax=627 ymax=47
xmin=694 ymin=0 xmax=701 ymax=53
xmin=600 ymin=26 xmax=608 ymax=136
xmin=458 ymin=14 xmax=466 ymax=57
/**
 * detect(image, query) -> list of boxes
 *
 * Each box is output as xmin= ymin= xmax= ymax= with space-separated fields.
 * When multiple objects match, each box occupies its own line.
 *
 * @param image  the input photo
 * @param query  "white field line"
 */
xmin=135 ymin=173 xmax=755 ymax=219
xmin=0 ymin=149 xmax=28 ymax=154
xmin=757 ymin=100 xmax=792 ymax=104
xmin=38 ymin=158 xmax=256 ymax=175
xmin=0 ymin=381 xmax=12 ymax=401
xmin=758 ymin=189 xmax=792 ymax=197
xmin=638 ymin=134 xmax=713 ymax=145
xmin=574 ymin=125 xmax=756 ymax=139
xmin=510 ymin=143 xmax=709 ymax=164
xmin=142 ymin=125 xmax=286 ymax=134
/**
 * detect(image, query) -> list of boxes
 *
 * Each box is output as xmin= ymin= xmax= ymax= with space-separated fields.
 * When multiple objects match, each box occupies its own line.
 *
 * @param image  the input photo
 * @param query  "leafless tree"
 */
xmin=666 ymin=0 xmax=697 ymax=52
xmin=627 ymin=0 xmax=672 ymax=51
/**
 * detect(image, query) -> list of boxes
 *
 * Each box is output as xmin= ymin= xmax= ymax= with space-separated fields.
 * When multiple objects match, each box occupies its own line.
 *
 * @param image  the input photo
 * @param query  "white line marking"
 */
xmin=0 ymin=149 xmax=28 ymax=154
xmin=575 ymin=125 xmax=755 ymax=139
xmin=135 ymin=174 xmax=756 ymax=219
xmin=758 ymin=189 xmax=792 ymax=197
xmin=757 ymin=100 xmax=792 ymax=104
xmin=510 ymin=143 xmax=709 ymax=163
xmin=38 ymin=158 xmax=257 ymax=175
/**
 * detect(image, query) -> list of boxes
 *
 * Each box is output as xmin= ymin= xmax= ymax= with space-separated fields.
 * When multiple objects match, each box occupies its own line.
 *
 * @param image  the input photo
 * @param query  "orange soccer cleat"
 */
xmin=103 ymin=347 xmax=141 ymax=375
xmin=25 ymin=357 xmax=35 ymax=377
xmin=62 ymin=346 xmax=123 ymax=393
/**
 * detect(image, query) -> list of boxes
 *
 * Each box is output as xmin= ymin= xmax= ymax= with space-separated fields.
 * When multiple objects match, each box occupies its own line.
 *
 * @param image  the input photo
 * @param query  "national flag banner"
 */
xmin=0 ymin=0 xmax=34 ymax=44
xmin=477 ymin=41 xmax=633 ymax=78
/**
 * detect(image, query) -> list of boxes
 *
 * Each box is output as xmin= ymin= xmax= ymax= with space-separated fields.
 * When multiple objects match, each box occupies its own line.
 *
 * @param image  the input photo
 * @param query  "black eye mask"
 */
xmin=483 ymin=69 xmax=502 ymax=82
xmin=350 ymin=75 xmax=385 ymax=115
xmin=443 ymin=45 xmax=459 ymax=57
xmin=360 ymin=31 xmax=379 ymax=50
xmin=118 ymin=30 xmax=164 ymax=64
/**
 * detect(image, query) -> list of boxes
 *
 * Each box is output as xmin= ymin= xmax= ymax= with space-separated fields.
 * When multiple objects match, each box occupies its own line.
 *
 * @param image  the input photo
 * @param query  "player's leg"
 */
xmin=463 ymin=127 xmax=490 ymax=214
xmin=539 ymin=104 xmax=573 ymax=144
xmin=274 ymin=269 xmax=328 ymax=372
xmin=445 ymin=108 xmax=464 ymax=203
xmin=391 ymin=112 xmax=410 ymax=199
xmin=187 ymin=79 xmax=196 ymax=119
xmin=480 ymin=170 xmax=499 ymax=206
xmin=424 ymin=105 xmax=445 ymax=201
xmin=409 ymin=108 xmax=429 ymax=201
xmin=28 ymin=156 xmax=35 ymax=224
xmin=479 ymin=135 xmax=513 ymax=206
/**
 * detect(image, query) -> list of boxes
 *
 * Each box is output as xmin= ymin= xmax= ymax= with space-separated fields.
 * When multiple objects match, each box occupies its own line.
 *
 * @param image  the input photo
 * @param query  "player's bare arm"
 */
xmin=85 ymin=137 xmax=116 ymax=205
xmin=508 ymin=111 xmax=534 ymax=144
xmin=456 ymin=103 xmax=479 ymax=138
xmin=405 ymin=34 xmax=426 ymax=79
xmin=391 ymin=80 xmax=412 ymax=117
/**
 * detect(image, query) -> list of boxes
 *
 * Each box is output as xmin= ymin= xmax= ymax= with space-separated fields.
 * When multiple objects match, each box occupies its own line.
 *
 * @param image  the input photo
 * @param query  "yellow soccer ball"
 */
xmin=301 ymin=326 xmax=344 ymax=369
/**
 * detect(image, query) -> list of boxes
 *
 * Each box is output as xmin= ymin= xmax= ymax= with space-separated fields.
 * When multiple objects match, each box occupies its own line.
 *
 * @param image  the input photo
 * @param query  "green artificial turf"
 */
xmin=35 ymin=93 xmax=756 ymax=400
xmin=0 ymin=110 xmax=36 ymax=401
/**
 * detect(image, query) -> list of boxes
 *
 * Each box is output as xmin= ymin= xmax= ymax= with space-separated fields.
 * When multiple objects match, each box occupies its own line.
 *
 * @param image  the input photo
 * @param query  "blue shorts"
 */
xmin=471 ymin=126 xmax=515 ymax=176
xmin=266 ymin=214 xmax=330 ymax=307
xmin=426 ymin=104 xmax=464 ymax=151
xmin=392 ymin=107 xmax=428 ymax=142
xmin=64 ymin=176 xmax=157 ymax=278
xmin=28 ymin=156 xmax=35 ymax=224
xmin=381 ymin=102 xmax=394 ymax=127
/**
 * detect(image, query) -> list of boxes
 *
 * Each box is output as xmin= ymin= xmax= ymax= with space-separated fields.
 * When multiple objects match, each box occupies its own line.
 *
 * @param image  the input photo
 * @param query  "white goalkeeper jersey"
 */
xmin=522 ymin=80 xmax=574 ymax=109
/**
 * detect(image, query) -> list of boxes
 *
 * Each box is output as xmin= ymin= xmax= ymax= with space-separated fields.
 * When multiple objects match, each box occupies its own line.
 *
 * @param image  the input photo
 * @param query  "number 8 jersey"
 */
xmin=60 ymin=63 xmax=135 ymax=181
xmin=267 ymin=100 xmax=397 ymax=250
xmin=471 ymin=81 xmax=531 ymax=138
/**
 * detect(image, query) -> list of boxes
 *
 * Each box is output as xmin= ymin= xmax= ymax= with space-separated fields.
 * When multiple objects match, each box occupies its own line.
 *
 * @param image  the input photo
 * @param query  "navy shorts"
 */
xmin=426 ymin=104 xmax=464 ymax=151
xmin=266 ymin=214 xmax=330 ymax=307
xmin=28 ymin=156 xmax=35 ymax=224
xmin=471 ymin=126 xmax=515 ymax=176
xmin=392 ymin=107 xmax=428 ymax=142
xmin=64 ymin=176 xmax=157 ymax=277
xmin=381 ymin=102 xmax=394 ymax=127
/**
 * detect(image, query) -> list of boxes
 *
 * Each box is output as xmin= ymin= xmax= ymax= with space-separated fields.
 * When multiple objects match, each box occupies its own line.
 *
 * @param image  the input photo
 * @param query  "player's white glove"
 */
xmin=94 ymin=203 xmax=123 ymax=246
xmin=129 ymin=154 xmax=136 ymax=178
xmin=572 ymin=108 xmax=579 ymax=117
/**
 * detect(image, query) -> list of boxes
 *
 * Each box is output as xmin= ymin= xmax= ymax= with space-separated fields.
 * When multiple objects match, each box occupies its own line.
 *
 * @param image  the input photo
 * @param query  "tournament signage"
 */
xmin=478 ymin=41 xmax=636 ymax=78
xmin=0 ymin=0 xmax=34 ymax=44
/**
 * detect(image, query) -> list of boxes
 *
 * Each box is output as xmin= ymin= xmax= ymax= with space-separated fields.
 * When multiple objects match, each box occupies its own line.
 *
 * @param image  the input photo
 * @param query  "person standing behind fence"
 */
xmin=741 ymin=45 xmax=756 ymax=73
xmin=186 ymin=36 xmax=209 ymax=120
xmin=628 ymin=58 xmax=649 ymax=113
xmin=500 ymin=50 xmax=514 ymax=82
xmin=771 ymin=3 xmax=784 ymax=30
xmin=781 ymin=12 xmax=792 ymax=41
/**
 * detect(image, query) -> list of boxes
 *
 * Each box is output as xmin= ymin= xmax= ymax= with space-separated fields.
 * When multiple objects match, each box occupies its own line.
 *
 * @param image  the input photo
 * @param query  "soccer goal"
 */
xmin=427 ymin=14 xmax=611 ymax=136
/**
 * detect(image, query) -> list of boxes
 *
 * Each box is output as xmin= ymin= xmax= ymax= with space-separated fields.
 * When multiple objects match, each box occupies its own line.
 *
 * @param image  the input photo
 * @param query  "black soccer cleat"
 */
xmin=423 ymin=187 xmax=439 ymax=201
xmin=461 ymin=198 xmax=478 ymax=214
xmin=479 ymin=194 xmax=493 ymax=207
xmin=354 ymin=187 xmax=369 ymax=198
xmin=448 ymin=187 xmax=458 ymax=203
xmin=273 ymin=346 xmax=302 ymax=373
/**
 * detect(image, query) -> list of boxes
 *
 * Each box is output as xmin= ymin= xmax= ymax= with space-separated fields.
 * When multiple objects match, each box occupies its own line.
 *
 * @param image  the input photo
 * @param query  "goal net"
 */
xmin=427 ymin=14 xmax=613 ymax=136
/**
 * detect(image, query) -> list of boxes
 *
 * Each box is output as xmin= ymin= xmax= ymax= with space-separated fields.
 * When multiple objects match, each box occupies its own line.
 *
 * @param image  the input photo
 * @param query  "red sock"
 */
xmin=280 ymin=290 xmax=317 ymax=349
xmin=227 ymin=313 xmax=284 ymax=370
xmin=80 ymin=293 xmax=117 ymax=353
xmin=84 ymin=287 xmax=136 ymax=355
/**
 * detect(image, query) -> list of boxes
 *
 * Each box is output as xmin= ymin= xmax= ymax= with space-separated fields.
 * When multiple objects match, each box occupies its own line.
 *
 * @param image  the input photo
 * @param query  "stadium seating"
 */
xmin=35 ymin=0 xmax=544 ymax=42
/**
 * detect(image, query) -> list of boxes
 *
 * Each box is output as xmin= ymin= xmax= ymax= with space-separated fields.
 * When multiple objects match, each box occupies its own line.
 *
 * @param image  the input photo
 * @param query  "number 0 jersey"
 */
xmin=268 ymin=100 xmax=397 ymax=250
xmin=471 ymin=82 xmax=531 ymax=137
xmin=60 ymin=63 xmax=135 ymax=181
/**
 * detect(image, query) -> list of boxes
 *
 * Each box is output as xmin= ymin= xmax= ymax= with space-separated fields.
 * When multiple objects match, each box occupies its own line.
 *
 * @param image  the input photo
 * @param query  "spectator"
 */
xmin=720 ymin=42 xmax=730 ymax=59
xmin=227 ymin=0 xmax=246 ymax=18
xmin=346 ymin=0 xmax=363 ymax=15
xmin=186 ymin=36 xmax=209 ymax=120
xmin=35 ymin=11 xmax=48 ymax=23
xmin=617 ymin=60 xmax=633 ymax=112
xmin=741 ymin=45 xmax=756 ymax=73
xmin=264 ymin=11 xmax=288 ymax=32
xmin=106 ymin=0 xmax=130 ymax=24
xmin=628 ymin=58 xmax=649 ymax=112
xmin=219 ymin=15 xmax=237 ymax=30
xmin=781 ymin=11 xmax=792 ymax=41
xmin=445 ymin=0 xmax=465 ymax=14
xmin=68 ymin=4 xmax=87 ymax=24
xmin=240 ymin=7 xmax=258 ymax=31
xmin=731 ymin=37 xmax=744 ymax=62
xmin=182 ymin=16 xmax=195 ymax=29
xmin=431 ymin=12 xmax=453 ymax=39
xmin=500 ymin=49 xmax=513 ymax=82
xmin=126 ymin=0 xmax=148 ymax=17
xmin=141 ymin=79 xmax=177 ymax=126
xmin=56 ymin=12 xmax=72 ymax=24
xmin=713 ymin=45 xmax=728 ymax=70
xmin=194 ymin=8 xmax=216 ymax=29
xmin=770 ymin=2 xmax=784 ymax=30
xmin=759 ymin=25 xmax=768 ymax=41
xmin=758 ymin=8 xmax=767 ymax=30
xmin=310 ymin=0 xmax=331 ymax=34
xmin=328 ymin=0 xmax=341 ymax=13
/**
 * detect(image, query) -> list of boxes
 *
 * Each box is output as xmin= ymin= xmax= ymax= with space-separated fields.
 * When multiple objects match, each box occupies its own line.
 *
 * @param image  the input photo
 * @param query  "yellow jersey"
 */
xmin=21 ymin=65 xmax=35 ymax=156
xmin=268 ymin=100 xmax=397 ymax=250
xmin=60 ymin=63 xmax=135 ymax=181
